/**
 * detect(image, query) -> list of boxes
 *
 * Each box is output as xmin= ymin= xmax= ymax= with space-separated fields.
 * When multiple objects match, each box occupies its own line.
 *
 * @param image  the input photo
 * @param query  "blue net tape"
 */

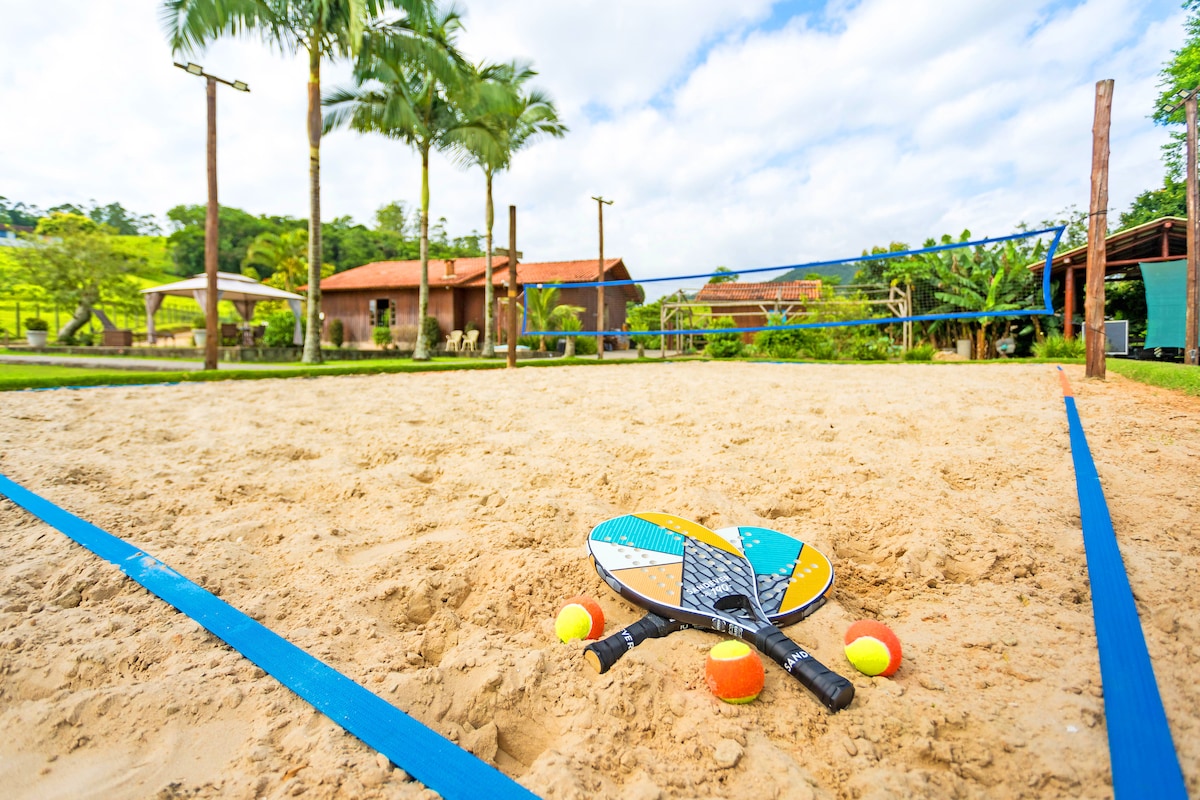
xmin=0 ymin=474 xmax=540 ymax=800
xmin=1057 ymin=371 xmax=1187 ymax=799
xmin=524 ymin=226 xmax=1065 ymax=337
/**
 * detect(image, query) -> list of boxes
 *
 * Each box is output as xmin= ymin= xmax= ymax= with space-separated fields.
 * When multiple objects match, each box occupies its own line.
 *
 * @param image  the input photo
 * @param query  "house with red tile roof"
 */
xmin=315 ymin=256 xmax=642 ymax=346
xmin=693 ymin=280 xmax=823 ymax=342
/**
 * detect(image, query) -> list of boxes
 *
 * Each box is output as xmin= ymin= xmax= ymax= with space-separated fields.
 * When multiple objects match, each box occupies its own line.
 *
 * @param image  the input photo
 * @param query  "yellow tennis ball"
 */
xmin=555 ymin=596 xmax=604 ymax=642
xmin=705 ymin=640 xmax=765 ymax=703
xmin=844 ymin=620 xmax=902 ymax=677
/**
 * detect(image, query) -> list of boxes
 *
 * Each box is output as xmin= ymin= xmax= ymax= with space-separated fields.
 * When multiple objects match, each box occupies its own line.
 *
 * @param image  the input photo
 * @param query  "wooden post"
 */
xmin=592 ymin=196 xmax=612 ymax=359
xmin=1085 ymin=79 xmax=1113 ymax=379
xmin=1187 ymin=93 xmax=1200 ymax=365
xmin=204 ymin=76 xmax=219 ymax=371
xmin=506 ymin=205 xmax=518 ymax=369
xmin=1064 ymin=264 xmax=1075 ymax=340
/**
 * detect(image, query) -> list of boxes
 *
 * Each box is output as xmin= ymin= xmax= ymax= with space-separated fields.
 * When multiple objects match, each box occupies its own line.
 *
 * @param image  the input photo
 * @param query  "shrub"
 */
xmin=76 ymin=330 xmax=95 ymax=346
xmin=329 ymin=318 xmax=344 ymax=348
xmin=852 ymin=335 xmax=894 ymax=361
xmin=572 ymin=334 xmax=598 ymax=355
xmin=192 ymin=314 xmax=207 ymax=329
xmin=421 ymin=316 xmax=441 ymax=348
xmin=1033 ymin=335 xmax=1085 ymax=359
xmin=24 ymin=317 xmax=49 ymax=332
xmin=373 ymin=326 xmax=393 ymax=348
xmin=393 ymin=324 xmax=418 ymax=349
xmin=704 ymin=317 xmax=744 ymax=359
xmin=263 ymin=311 xmax=298 ymax=348
xmin=754 ymin=318 xmax=803 ymax=359
xmin=903 ymin=343 xmax=936 ymax=361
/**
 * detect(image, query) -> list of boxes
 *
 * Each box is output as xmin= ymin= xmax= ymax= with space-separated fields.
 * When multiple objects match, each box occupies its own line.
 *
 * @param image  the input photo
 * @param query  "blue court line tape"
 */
xmin=0 ymin=474 xmax=540 ymax=800
xmin=1056 ymin=369 xmax=1187 ymax=799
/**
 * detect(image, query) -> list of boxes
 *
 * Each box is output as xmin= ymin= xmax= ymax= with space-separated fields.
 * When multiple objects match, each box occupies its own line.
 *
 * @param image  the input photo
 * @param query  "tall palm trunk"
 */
xmin=303 ymin=42 xmax=323 ymax=364
xmin=482 ymin=168 xmax=495 ymax=357
xmin=413 ymin=144 xmax=432 ymax=360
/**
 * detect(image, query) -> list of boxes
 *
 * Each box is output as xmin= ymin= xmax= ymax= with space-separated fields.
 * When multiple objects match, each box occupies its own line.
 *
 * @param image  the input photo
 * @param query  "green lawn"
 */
xmin=3 ymin=352 xmax=1197 ymax=394
xmin=1107 ymin=358 xmax=1200 ymax=397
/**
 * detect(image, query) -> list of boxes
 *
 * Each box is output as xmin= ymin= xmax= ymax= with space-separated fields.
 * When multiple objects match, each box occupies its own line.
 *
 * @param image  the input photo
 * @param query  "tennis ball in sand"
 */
xmin=705 ymin=640 xmax=765 ymax=704
xmin=555 ymin=596 xmax=605 ymax=642
xmin=844 ymin=620 xmax=902 ymax=677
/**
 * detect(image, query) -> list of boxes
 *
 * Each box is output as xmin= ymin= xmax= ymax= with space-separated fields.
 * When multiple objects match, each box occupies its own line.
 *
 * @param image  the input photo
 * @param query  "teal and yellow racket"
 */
xmin=586 ymin=513 xmax=853 ymax=712
xmin=583 ymin=523 xmax=833 ymax=674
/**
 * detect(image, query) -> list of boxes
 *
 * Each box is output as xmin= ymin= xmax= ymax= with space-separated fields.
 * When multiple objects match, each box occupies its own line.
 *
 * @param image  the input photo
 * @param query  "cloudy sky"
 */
xmin=0 ymin=0 xmax=1187 ymax=300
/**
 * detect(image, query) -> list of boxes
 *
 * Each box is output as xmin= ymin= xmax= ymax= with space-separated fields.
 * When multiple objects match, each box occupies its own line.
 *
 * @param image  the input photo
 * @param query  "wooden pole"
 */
xmin=204 ymin=76 xmax=219 ymax=372
xmin=1085 ymin=79 xmax=1113 ymax=379
xmin=592 ymin=196 xmax=612 ymax=359
xmin=506 ymin=205 xmax=518 ymax=369
xmin=1186 ymin=93 xmax=1200 ymax=365
xmin=1064 ymin=265 xmax=1075 ymax=340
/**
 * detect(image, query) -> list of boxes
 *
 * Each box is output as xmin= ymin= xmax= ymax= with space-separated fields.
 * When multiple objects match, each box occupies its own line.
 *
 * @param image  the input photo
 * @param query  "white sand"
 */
xmin=0 ymin=362 xmax=1196 ymax=799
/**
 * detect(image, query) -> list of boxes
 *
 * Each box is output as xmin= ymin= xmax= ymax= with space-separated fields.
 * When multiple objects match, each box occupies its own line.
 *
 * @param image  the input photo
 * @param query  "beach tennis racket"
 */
xmin=587 ymin=513 xmax=854 ymax=712
xmin=584 ymin=525 xmax=833 ymax=674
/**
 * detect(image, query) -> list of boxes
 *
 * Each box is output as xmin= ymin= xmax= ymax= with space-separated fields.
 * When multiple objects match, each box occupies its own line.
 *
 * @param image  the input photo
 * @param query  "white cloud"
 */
xmin=0 ymin=0 xmax=1186 ymax=301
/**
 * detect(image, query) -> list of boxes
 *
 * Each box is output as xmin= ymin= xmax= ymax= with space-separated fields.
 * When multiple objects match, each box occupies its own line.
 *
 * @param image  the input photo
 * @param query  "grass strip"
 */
xmin=1106 ymin=358 xmax=1200 ymax=397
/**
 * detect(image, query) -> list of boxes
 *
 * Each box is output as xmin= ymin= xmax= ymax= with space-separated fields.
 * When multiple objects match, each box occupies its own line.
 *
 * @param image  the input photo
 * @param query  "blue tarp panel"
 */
xmin=1140 ymin=260 xmax=1189 ymax=348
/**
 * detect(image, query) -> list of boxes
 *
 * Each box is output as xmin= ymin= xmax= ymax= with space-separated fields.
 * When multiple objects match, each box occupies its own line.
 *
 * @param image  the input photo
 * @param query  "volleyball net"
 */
xmin=522 ymin=226 xmax=1066 ymax=354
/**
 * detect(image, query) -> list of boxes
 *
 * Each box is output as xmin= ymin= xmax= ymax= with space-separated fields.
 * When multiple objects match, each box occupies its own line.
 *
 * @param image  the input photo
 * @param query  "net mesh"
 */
xmin=524 ymin=226 xmax=1065 ymax=357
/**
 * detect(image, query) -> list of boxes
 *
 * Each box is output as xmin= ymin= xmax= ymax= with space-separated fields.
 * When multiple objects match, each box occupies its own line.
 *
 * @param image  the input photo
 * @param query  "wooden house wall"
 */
xmin=321 ymin=283 xmax=630 ymax=346
xmin=559 ymin=286 xmax=629 ymax=333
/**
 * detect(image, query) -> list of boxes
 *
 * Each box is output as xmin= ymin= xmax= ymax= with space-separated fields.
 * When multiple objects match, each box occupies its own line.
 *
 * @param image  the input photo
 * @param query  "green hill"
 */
xmin=1 ymin=235 xmax=213 ymax=337
xmin=772 ymin=262 xmax=863 ymax=285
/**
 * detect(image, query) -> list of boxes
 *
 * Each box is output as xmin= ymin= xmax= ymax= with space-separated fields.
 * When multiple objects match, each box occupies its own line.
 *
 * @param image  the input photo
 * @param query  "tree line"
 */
xmin=163 ymin=0 xmax=567 ymax=363
xmin=164 ymin=200 xmax=484 ymax=279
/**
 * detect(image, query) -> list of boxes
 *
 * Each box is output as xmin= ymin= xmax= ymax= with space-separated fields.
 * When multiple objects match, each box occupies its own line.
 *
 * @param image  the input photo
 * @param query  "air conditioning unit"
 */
xmin=1084 ymin=319 xmax=1128 ymax=356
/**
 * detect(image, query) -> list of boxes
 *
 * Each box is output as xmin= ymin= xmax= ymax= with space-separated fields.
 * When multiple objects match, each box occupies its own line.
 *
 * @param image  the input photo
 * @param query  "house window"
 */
xmin=370 ymin=298 xmax=392 ymax=327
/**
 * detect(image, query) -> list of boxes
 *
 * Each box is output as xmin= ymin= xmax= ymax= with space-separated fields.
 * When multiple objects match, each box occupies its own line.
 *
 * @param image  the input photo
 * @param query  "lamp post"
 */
xmin=592 ymin=196 xmax=613 ymax=359
xmin=174 ymin=62 xmax=249 ymax=371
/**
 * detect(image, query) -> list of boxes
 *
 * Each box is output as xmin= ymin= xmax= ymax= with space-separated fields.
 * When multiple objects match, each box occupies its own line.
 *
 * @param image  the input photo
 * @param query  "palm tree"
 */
xmin=523 ymin=285 xmax=583 ymax=351
xmin=449 ymin=61 xmax=566 ymax=357
xmin=160 ymin=0 xmax=436 ymax=364
xmin=242 ymin=229 xmax=309 ymax=289
xmin=323 ymin=5 xmax=470 ymax=360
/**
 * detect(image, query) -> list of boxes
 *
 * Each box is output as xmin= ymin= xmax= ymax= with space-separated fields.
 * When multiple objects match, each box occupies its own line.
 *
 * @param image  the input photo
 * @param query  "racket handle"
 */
xmin=583 ymin=613 xmax=686 ymax=674
xmin=755 ymin=625 xmax=855 ymax=712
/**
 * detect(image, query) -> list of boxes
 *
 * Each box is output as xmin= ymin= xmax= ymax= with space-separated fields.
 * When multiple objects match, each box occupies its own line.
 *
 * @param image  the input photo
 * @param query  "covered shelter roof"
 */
xmin=140 ymin=272 xmax=304 ymax=345
xmin=1034 ymin=216 xmax=1187 ymax=280
xmin=140 ymin=271 xmax=305 ymax=303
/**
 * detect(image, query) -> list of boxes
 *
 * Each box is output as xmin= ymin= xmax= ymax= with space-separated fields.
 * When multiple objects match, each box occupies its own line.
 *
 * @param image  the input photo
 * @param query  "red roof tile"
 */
xmin=317 ymin=256 xmax=640 ymax=301
xmin=316 ymin=256 xmax=498 ymax=291
xmin=695 ymin=280 xmax=822 ymax=302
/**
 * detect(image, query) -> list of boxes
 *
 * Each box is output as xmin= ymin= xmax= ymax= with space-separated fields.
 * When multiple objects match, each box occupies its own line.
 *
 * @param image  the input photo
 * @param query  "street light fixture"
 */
xmin=174 ymin=62 xmax=249 ymax=371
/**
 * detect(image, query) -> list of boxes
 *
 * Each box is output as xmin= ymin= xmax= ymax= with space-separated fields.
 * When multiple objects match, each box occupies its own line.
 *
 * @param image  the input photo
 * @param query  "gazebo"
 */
xmin=140 ymin=273 xmax=305 ymax=345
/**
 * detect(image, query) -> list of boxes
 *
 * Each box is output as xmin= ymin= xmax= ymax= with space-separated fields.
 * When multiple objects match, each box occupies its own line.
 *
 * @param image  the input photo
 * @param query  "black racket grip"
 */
xmin=583 ymin=613 xmax=685 ymax=674
xmin=756 ymin=624 xmax=855 ymax=712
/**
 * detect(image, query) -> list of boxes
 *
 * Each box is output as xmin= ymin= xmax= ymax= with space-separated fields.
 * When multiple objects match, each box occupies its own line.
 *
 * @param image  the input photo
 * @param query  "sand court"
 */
xmin=0 ymin=362 xmax=1197 ymax=799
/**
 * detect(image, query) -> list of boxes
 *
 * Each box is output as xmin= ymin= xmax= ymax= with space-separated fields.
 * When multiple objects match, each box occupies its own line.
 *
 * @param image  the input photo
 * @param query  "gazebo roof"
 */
xmin=140 ymin=272 xmax=304 ymax=302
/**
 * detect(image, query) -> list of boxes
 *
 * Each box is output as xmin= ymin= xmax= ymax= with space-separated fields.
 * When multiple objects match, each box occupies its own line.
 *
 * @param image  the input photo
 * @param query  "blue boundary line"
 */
xmin=523 ymin=226 xmax=1065 ymax=337
xmin=0 ymin=474 xmax=540 ymax=800
xmin=1055 ymin=369 xmax=1187 ymax=799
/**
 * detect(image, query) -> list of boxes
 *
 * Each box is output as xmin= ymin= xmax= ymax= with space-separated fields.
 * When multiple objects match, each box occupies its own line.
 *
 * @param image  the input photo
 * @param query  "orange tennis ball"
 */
xmin=843 ymin=620 xmax=902 ymax=677
xmin=555 ymin=596 xmax=605 ymax=642
xmin=705 ymin=640 xmax=765 ymax=704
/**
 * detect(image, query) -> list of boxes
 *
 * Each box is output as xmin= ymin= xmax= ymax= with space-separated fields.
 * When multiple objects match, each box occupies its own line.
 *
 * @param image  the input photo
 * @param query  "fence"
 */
xmin=0 ymin=298 xmax=209 ymax=341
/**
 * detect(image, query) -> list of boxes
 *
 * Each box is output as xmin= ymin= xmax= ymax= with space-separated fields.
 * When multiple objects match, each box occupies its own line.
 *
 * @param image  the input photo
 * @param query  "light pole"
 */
xmin=175 ymin=62 xmax=249 ymax=371
xmin=592 ymin=196 xmax=612 ymax=359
